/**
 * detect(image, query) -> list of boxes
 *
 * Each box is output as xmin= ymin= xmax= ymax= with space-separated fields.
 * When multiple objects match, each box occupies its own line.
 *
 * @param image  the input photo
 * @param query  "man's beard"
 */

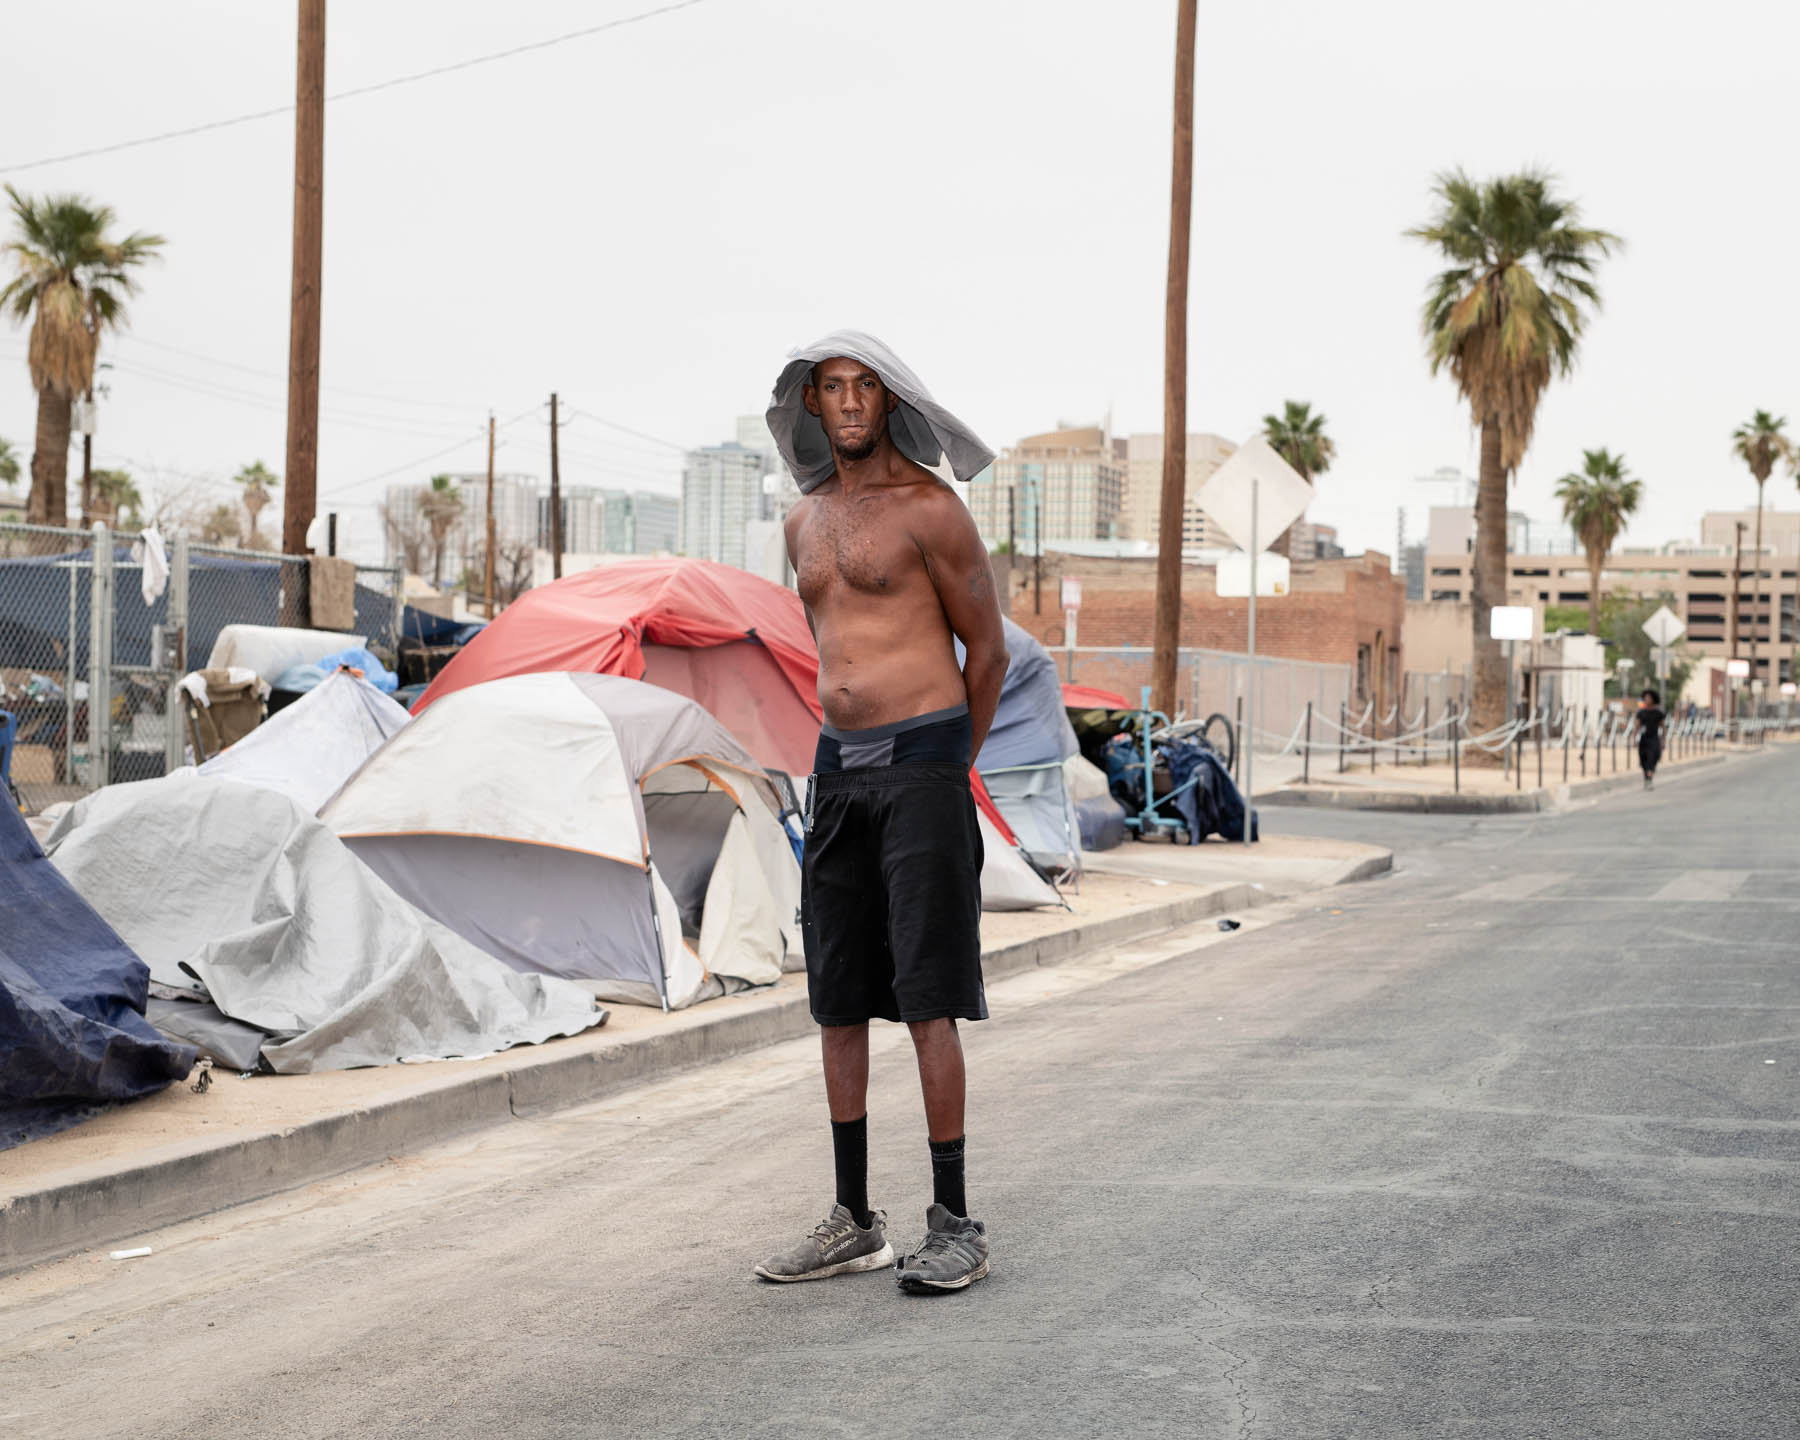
xmin=833 ymin=429 xmax=879 ymax=462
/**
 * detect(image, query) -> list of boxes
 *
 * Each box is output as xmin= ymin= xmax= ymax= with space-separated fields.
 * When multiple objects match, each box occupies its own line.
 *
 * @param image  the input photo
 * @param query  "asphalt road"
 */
xmin=4 ymin=748 xmax=1797 ymax=1438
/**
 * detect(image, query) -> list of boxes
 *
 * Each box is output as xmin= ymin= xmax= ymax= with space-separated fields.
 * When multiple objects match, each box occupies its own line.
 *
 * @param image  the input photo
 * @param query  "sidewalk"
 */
xmin=0 ymin=836 xmax=1389 ymax=1274
xmin=1256 ymin=737 xmax=1746 ymax=814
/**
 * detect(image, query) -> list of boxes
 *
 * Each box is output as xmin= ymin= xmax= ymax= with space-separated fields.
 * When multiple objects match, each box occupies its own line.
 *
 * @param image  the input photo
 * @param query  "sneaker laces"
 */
xmin=913 ymin=1225 xmax=966 ymax=1264
xmin=810 ymin=1214 xmax=853 ymax=1246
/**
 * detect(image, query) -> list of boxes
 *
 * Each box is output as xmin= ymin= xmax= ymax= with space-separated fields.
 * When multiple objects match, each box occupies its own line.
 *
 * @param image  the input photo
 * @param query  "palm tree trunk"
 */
xmin=1587 ymin=552 xmax=1603 ymax=633
xmin=1752 ymin=482 xmax=1765 ymax=699
xmin=28 ymin=384 xmax=72 ymax=528
xmin=1468 ymin=416 xmax=1508 ymax=757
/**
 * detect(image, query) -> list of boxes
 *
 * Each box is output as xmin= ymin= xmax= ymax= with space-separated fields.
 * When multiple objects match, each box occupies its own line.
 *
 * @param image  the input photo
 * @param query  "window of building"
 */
xmin=1430 ymin=567 xmax=1463 ymax=577
xmin=1430 ymin=589 xmax=1462 ymax=602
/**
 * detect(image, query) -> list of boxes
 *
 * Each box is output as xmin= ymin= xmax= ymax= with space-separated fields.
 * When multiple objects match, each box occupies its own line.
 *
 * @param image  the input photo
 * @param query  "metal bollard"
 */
xmin=1235 ymin=695 xmax=1244 ymax=790
xmin=1452 ymin=700 xmax=1461 ymax=793
xmin=1338 ymin=702 xmax=1347 ymax=773
xmin=1302 ymin=700 xmax=1313 ymax=786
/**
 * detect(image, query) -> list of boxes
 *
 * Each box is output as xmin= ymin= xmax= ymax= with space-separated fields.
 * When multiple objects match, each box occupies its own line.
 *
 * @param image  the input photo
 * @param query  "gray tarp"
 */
xmin=960 ymin=619 xmax=1082 ymax=872
xmin=765 ymin=330 xmax=995 ymax=492
xmin=45 ymin=778 xmax=606 ymax=1072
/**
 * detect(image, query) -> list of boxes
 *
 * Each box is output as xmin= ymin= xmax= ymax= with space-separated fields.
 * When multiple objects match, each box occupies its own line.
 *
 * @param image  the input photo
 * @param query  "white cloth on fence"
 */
xmin=133 ymin=527 xmax=169 ymax=606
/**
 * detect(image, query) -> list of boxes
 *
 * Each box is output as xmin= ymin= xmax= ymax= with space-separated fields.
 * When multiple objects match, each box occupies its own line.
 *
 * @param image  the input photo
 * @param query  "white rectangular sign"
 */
xmin=1727 ymin=658 xmax=1751 ymax=678
xmin=1215 ymin=551 xmax=1291 ymax=598
xmin=1060 ymin=576 xmax=1081 ymax=610
xmin=1489 ymin=605 xmax=1534 ymax=641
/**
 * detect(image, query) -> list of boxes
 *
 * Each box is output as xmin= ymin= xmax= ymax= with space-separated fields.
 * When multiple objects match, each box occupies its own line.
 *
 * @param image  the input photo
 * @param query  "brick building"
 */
xmin=1005 ymin=549 xmax=1406 ymax=714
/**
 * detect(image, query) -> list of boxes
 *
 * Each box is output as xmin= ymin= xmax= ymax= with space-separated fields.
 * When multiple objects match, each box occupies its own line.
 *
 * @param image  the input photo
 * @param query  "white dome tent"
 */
xmin=321 ymin=673 xmax=802 ymax=1010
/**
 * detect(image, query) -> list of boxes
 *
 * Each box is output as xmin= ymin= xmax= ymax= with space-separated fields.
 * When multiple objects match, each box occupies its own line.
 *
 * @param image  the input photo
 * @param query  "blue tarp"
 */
xmin=0 ymin=800 xmax=196 ymax=1150
xmin=1101 ymin=733 xmax=1257 ymax=844
xmin=400 ymin=605 xmax=485 ymax=647
xmin=0 ymin=547 xmax=396 ymax=675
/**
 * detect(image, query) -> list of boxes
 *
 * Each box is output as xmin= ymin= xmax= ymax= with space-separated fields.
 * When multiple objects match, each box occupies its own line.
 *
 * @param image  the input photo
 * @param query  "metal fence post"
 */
xmin=1302 ymin=699 xmax=1312 ymax=785
xmin=1234 ymin=694 xmax=1244 ymax=789
xmin=1452 ymin=699 xmax=1461 ymax=793
xmin=1338 ymin=701 xmax=1347 ymax=773
xmin=87 ymin=521 xmax=114 ymax=789
xmin=166 ymin=534 xmax=189 ymax=773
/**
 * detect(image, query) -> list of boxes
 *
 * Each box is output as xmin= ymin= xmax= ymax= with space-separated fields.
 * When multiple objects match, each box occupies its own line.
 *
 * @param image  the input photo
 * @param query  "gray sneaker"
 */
xmin=754 ymin=1204 xmax=893 ymax=1283
xmin=895 ymin=1203 xmax=990 ymax=1292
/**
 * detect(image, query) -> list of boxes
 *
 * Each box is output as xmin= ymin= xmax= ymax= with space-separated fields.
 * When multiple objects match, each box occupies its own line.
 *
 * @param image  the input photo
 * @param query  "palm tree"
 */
xmin=201 ymin=503 xmax=240 ymax=545
xmin=0 ymin=435 xmax=20 ymax=490
xmin=88 ymin=467 xmax=143 ymax=529
xmin=419 ymin=473 xmax=465 ymax=588
xmin=0 ymin=186 xmax=163 ymax=528
xmin=1555 ymin=449 xmax=1642 ymax=632
xmin=1261 ymin=400 xmax=1334 ymax=556
xmin=1730 ymin=411 xmax=1792 ymax=688
xmin=1408 ymin=170 xmax=1620 ymax=740
xmin=234 ymin=460 xmax=280 ymax=549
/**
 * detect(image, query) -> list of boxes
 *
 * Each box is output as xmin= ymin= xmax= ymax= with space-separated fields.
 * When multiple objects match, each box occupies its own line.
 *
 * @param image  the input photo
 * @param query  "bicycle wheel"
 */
xmin=1199 ymin=712 xmax=1235 ymax=773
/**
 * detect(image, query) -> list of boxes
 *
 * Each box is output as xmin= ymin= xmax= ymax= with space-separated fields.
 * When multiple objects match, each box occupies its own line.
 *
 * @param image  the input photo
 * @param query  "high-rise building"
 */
xmin=628 ymin=490 xmax=680 ymax=553
xmin=1122 ymin=432 xmax=1236 ymax=548
xmin=682 ymin=442 xmax=768 ymax=567
xmin=537 ymin=485 xmax=683 ymax=556
xmin=1290 ymin=521 xmax=1342 ymax=563
xmin=966 ymin=426 xmax=1125 ymax=552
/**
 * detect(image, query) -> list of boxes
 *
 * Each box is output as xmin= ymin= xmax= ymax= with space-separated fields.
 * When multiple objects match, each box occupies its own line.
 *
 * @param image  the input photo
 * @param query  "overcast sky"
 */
xmin=3 ymin=0 xmax=1797 ymax=564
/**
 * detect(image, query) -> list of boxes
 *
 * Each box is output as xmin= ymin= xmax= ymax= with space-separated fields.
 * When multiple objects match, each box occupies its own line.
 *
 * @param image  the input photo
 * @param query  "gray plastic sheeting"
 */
xmin=46 ymin=778 xmax=606 ymax=1072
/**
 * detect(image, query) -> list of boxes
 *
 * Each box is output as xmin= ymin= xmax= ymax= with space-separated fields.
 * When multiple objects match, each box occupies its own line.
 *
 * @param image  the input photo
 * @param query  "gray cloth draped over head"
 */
xmin=765 ymin=330 xmax=995 ymax=494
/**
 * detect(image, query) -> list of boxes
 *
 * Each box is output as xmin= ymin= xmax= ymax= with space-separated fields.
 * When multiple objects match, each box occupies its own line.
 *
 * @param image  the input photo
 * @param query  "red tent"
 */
xmin=1062 ymin=683 xmax=1131 ymax=711
xmin=413 ymin=557 xmax=1021 ymax=842
xmin=413 ymin=558 xmax=822 ymax=775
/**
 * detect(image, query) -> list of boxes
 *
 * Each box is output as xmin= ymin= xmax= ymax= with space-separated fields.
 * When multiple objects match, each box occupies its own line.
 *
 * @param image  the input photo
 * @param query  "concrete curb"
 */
xmin=1261 ymin=750 xmax=1735 ymax=815
xmin=1 ymin=856 xmax=1389 ymax=1274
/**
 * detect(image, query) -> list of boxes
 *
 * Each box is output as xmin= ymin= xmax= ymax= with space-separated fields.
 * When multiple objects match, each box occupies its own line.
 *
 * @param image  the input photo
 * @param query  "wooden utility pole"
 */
xmin=1150 ymin=0 xmax=1197 ymax=716
xmin=282 ymin=0 xmax=326 ymax=559
xmin=484 ymin=412 xmax=497 ymax=616
xmin=549 ymin=392 xmax=563 ymax=579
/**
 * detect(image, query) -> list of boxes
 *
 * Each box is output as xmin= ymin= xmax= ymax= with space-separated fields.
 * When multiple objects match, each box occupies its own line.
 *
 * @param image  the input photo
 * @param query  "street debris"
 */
xmin=1217 ymin=918 xmax=1241 ymax=931
xmin=190 ymin=1058 xmax=214 ymax=1094
xmin=109 ymin=1247 xmax=152 ymax=1261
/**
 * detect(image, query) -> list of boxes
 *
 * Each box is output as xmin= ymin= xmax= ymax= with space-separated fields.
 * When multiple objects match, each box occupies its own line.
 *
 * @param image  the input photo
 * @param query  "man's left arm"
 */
xmin=923 ymin=491 xmax=1008 ymax=758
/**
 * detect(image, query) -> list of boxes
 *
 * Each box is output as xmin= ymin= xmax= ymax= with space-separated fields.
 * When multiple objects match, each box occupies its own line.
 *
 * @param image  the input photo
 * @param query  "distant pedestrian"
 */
xmin=1638 ymin=688 xmax=1665 ymax=788
xmin=752 ymin=332 xmax=1004 ymax=1294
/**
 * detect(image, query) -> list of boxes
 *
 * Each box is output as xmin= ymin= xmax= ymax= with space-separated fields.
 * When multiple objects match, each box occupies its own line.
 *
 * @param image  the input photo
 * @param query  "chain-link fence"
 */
xmin=2 ymin=521 xmax=403 ymax=815
xmin=1056 ymin=644 xmax=1353 ymax=747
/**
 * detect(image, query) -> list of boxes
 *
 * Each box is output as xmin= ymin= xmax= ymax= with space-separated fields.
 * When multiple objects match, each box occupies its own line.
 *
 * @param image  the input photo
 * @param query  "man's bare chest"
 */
xmin=797 ymin=500 xmax=926 ymax=600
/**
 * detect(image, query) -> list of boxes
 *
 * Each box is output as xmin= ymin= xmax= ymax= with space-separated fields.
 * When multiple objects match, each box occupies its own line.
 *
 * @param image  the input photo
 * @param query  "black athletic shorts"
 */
xmin=801 ymin=704 xmax=987 ymax=1026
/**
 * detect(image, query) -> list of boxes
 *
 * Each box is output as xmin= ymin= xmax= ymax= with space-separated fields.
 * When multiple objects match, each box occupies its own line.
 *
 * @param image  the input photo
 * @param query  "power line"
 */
xmin=107 ymin=359 xmax=482 ymax=442
xmin=319 ymin=404 xmax=540 ymax=499
xmin=0 ymin=1 xmax=713 ymax=175
xmin=565 ymin=407 xmax=689 ymax=453
xmin=114 ymin=335 xmax=485 ymax=413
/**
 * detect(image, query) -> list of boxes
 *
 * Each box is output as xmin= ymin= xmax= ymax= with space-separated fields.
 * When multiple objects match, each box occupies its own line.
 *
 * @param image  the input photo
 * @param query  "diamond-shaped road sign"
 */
xmin=1193 ymin=436 xmax=1314 ymax=554
xmin=1642 ymin=604 xmax=1685 ymax=649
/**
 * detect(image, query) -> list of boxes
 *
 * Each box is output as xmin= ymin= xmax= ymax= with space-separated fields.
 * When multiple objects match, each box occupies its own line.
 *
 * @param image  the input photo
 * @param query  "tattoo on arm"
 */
xmin=967 ymin=565 xmax=989 ymax=603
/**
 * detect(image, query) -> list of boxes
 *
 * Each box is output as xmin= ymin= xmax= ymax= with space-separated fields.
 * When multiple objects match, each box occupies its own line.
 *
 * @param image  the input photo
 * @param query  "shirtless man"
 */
xmin=752 ymin=347 xmax=1007 ymax=1293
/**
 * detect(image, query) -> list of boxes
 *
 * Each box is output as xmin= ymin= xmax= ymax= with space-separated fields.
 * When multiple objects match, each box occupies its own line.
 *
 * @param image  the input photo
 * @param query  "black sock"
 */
xmin=929 ymin=1135 xmax=967 ymax=1218
xmin=831 ymin=1115 xmax=871 ymax=1228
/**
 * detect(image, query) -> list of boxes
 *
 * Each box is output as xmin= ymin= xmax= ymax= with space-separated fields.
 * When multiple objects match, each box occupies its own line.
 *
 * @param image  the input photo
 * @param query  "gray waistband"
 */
xmin=820 ymin=702 xmax=969 ymax=743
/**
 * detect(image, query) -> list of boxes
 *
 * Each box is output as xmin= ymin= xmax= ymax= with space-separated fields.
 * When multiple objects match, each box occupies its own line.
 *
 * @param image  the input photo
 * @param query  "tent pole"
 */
xmin=644 ymin=856 xmax=670 ymax=1012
